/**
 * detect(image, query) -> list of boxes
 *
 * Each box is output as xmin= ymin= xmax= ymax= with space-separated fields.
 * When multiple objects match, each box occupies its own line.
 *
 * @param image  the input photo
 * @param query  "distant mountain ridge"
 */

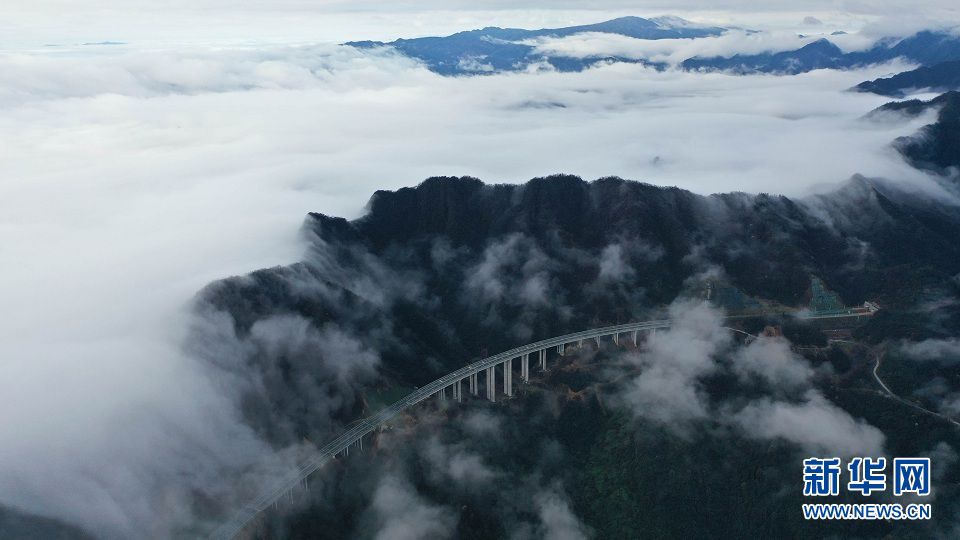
xmin=347 ymin=17 xmax=960 ymax=77
xmin=345 ymin=16 xmax=725 ymax=75
xmin=683 ymin=30 xmax=960 ymax=74
xmin=855 ymin=60 xmax=960 ymax=97
xmin=874 ymin=91 xmax=960 ymax=174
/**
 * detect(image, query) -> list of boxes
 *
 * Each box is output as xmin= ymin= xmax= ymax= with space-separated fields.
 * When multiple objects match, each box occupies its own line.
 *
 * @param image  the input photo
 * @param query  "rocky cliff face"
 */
xmin=187 ymin=93 xmax=960 ymax=540
xmin=887 ymin=91 xmax=960 ymax=175
xmin=193 ymin=170 xmax=960 ymax=448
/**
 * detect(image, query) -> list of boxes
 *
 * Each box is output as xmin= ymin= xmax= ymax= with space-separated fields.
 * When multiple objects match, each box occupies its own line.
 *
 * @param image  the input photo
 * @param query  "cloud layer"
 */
xmin=0 ymin=26 xmax=939 ymax=537
xmin=616 ymin=301 xmax=885 ymax=456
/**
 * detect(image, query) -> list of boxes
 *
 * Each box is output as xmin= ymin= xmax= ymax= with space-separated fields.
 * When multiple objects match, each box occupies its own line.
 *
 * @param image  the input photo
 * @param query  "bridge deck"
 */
xmin=209 ymin=309 xmax=875 ymax=539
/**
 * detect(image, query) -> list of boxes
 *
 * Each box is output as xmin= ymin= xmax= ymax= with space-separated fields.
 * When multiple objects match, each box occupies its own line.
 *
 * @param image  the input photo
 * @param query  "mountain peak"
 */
xmin=344 ymin=16 xmax=726 ymax=75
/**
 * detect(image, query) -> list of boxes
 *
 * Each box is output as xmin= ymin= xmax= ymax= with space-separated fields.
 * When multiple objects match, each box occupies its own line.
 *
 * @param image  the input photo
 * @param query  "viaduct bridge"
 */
xmin=209 ymin=306 xmax=877 ymax=539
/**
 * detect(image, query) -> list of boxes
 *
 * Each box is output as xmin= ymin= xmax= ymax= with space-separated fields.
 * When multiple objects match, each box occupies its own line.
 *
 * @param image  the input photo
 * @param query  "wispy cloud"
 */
xmin=0 ymin=22 xmax=938 ymax=536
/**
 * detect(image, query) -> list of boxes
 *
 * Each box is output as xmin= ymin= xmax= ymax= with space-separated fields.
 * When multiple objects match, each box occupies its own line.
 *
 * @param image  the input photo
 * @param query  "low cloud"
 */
xmin=615 ymin=300 xmax=884 ymax=456
xmin=463 ymin=234 xmax=570 ymax=339
xmin=597 ymin=244 xmax=632 ymax=282
xmin=421 ymin=435 xmax=499 ymax=485
xmin=901 ymin=338 xmax=960 ymax=363
xmin=367 ymin=474 xmax=458 ymax=540
xmin=524 ymin=29 xmax=845 ymax=64
xmin=0 ymin=24 xmax=935 ymax=537
xmin=732 ymin=335 xmax=815 ymax=390
xmin=617 ymin=300 xmax=731 ymax=426
xmin=238 ymin=315 xmax=381 ymax=443
xmin=533 ymin=487 xmax=592 ymax=540
xmin=731 ymin=392 xmax=886 ymax=456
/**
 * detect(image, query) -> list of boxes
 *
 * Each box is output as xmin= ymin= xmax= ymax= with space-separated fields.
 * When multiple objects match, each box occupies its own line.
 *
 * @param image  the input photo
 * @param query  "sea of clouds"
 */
xmin=0 ymin=15 xmax=952 ymax=537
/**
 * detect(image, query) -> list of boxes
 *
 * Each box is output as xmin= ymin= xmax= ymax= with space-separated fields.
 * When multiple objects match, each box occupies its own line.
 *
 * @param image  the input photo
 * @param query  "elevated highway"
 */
xmin=209 ymin=306 xmax=877 ymax=539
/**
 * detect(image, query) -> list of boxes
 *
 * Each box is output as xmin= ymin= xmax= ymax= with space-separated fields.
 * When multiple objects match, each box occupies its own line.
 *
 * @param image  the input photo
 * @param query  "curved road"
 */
xmin=210 ymin=308 xmax=877 ymax=539
xmin=208 ymin=319 xmax=673 ymax=539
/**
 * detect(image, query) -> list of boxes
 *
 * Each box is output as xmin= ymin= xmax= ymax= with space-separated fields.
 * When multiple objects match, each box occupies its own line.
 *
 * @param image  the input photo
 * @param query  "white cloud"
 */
xmin=901 ymin=338 xmax=960 ymax=363
xmin=732 ymin=335 xmax=815 ymax=389
xmin=0 ymin=28 xmax=943 ymax=537
xmin=421 ymin=435 xmax=499 ymax=484
xmin=731 ymin=391 xmax=886 ymax=457
xmin=368 ymin=474 xmax=457 ymax=540
xmin=618 ymin=301 xmax=730 ymax=425
xmin=615 ymin=300 xmax=885 ymax=457
xmin=524 ymin=29 xmax=865 ymax=64
xmin=2 ymin=3 xmax=960 ymax=51
xmin=534 ymin=487 xmax=592 ymax=540
xmin=597 ymin=244 xmax=633 ymax=282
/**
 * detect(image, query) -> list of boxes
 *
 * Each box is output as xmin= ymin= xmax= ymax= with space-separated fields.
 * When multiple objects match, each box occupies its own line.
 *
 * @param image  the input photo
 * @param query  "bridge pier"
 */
xmin=540 ymin=349 xmax=546 ymax=371
xmin=521 ymin=353 xmax=529 ymax=382
xmin=595 ymin=336 xmax=600 ymax=347
xmin=557 ymin=343 xmax=564 ymax=356
xmin=469 ymin=372 xmax=478 ymax=395
xmin=578 ymin=338 xmax=583 ymax=349
xmin=503 ymin=358 xmax=512 ymax=397
xmin=486 ymin=366 xmax=495 ymax=402
xmin=455 ymin=379 xmax=462 ymax=402
xmin=439 ymin=387 xmax=447 ymax=402
xmin=613 ymin=332 xmax=619 ymax=346
xmin=632 ymin=330 xmax=638 ymax=346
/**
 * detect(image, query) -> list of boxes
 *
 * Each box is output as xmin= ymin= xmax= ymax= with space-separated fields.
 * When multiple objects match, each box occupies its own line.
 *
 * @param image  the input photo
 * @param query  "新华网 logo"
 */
xmin=801 ymin=457 xmax=932 ymax=521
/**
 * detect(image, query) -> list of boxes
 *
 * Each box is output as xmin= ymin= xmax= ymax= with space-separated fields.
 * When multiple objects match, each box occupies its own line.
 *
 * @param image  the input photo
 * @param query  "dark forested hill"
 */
xmin=194 ymin=172 xmax=960 ymax=448
xmin=856 ymin=60 xmax=960 ymax=97
xmin=194 ymin=93 xmax=960 ymax=539
xmin=882 ymin=91 xmax=960 ymax=174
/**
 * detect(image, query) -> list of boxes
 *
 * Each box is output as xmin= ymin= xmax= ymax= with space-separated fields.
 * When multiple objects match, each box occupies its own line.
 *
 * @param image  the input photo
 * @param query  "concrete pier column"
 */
xmin=504 ymin=358 xmax=513 ymax=397
xmin=578 ymin=339 xmax=583 ymax=349
xmin=557 ymin=344 xmax=564 ymax=356
xmin=486 ymin=366 xmax=495 ymax=402
xmin=632 ymin=330 xmax=638 ymax=346
xmin=470 ymin=372 xmax=478 ymax=395
xmin=540 ymin=349 xmax=546 ymax=371
xmin=521 ymin=353 xmax=529 ymax=382
xmin=455 ymin=379 xmax=462 ymax=402
xmin=595 ymin=336 xmax=600 ymax=347
xmin=440 ymin=387 xmax=447 ymax=401
xmin=614 ymin=333 xmax=619 ymax=346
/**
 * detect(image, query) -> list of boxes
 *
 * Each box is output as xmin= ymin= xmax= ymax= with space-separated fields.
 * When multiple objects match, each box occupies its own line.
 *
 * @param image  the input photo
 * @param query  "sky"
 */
xmin=2 ymin=0 xmax=960 ymax=48
xmin=0 ymin=3 xmax=958 ymax=538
